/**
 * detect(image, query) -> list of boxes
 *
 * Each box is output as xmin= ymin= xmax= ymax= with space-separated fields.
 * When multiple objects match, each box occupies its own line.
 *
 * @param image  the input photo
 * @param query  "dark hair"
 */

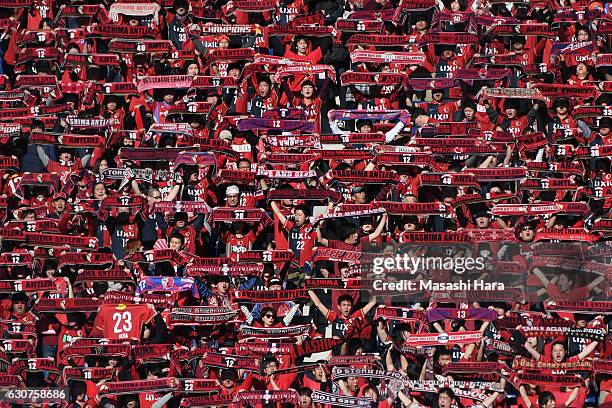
xmin=434 ymin=347 xmax=452 ymax=362
xmin=93 ymin=158 xmax=108 ymax=174
xmin=347 ymin=338 xmax=364 ymax=355
xmin=438 ymin=387 xmax=455 ymax=400
xmin=259 ymin=306 xmax=277 ymax=322
xmin=294 ymin=204 xmax=310 ymax=217
xmin=337 ymin=294 xmax=354 ymax=306
xmin=71 ymin=381 xmax=87 ymax=399
xmin=298 ymin=387 xmax=313 ymax=398
xmin=168 ymin=232 xmax=185 ymax=247
xmin=538 ymin=391 xmax=555 ymax=406
xmin=339 ymin=224 xmax=359 ymax=241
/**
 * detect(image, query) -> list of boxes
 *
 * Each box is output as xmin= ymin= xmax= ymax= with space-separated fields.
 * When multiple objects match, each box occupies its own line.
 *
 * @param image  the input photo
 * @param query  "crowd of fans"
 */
xmin=0 ymin=0 xmax=610 ymax=407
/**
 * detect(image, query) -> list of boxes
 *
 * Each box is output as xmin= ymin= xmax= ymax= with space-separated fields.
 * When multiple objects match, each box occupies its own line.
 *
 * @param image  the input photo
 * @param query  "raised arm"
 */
xmin=36 ymin=145 xmax=50 ymax=166
xmin=531 ymin=267 xmax=550 ymax=289
xmin=316 ymin=223 xmax=329 ymax=246
xmin=361 ymin=296 xmax=378 ymax=316
xmin=271 ymin=201 xmax=288 ymax=226
xmin=368 ymin=213 xmax=388 ymax=242
xmin=307 ymin=289 xmax=330 ymax=317
xmin=587 ymin=275 xmax=606 ymax=292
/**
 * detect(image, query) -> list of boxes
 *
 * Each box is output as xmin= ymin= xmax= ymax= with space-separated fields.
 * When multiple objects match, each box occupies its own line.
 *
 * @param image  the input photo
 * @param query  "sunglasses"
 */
xmin=263 ymin=314 xmax=275 ymax=318
xmin=149 ymin=195 xmax=161 ymax=199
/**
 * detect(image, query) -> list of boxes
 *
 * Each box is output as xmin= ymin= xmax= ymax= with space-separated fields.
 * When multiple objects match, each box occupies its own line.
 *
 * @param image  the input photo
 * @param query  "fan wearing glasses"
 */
xmin=255 ymin=307 xmax=281 ymax=328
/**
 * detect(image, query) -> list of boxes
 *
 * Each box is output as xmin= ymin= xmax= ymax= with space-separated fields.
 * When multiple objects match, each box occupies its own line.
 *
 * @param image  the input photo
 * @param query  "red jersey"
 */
xmin=273 ymin=204 xmax=294 ymax=250
xmin=283 ymin=220 xmax=316 ymax=266
xmin=92 ymin=303 xmax=157 ymax=340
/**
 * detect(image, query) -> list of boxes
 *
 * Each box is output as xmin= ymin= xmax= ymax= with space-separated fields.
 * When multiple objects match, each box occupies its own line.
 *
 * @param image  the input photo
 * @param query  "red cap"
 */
xmin=53 ymin=192 xmax=67 ymax=201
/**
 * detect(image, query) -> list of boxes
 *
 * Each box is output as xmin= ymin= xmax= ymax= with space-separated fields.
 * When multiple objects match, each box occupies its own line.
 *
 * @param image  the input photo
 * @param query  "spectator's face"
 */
xmin=163 ymin=93 xmax=175 ymax=103
xmin=187 ymin=63 xmax=199 ymax=76
xmin=296 ymin=39 xmax=308 ymax=54
xmin=475 ymin=216 xmax=490 ymax=228
xmin=415 ymin=114 xmax=429 ymax=127
xmin=12 ymin=300 xmax=26 ymax=315
xmin=54 ymin=199 xmax=66 ymax=213
xmin=219 ymin=39 xmax=229 ymax=49
xmin=505 ymin=108 xmax=517 ymax=119
xmin=24 ymin=212 xmax=36 ymax=222
xmin=541 ymin=400 xmax=555 ymax=408
xmin=557 ymin=273 xmax=572 ymax=292
xmin=264 ymin=361 xmax=278 ymax=375
xmin=128 ymin=18 xmax=139 ymax=26
xmin=575 ymin=318 xmax=587 ymax=328
xmin=228 ymin=68 xmax=240 ymax=79
xmin=346 ymin=377 xmax=359 ymax=391
xmin=450 ymin=0 xmax=461 ymax=11
xmin=527 ymin=337 xmax=538 ymax=347
xmin=60 ymin=152 xmax=72 ymax=162
xmin=238 ymin=161 xmax=251 ymax=171
xmin=206 ymin=95 xmax=219 ymax=105
xmin=222 ymin=378 xmax=235 ymax=388
xmin=600 ymin=126 xmax=610 ymax=136
xmin=258 ymin=82 xmax=270 ymax=97
xmin=107 ymin=101 xmax=117 ymax=111
xmin=169 ymin=237 xmax=183 ymax=251
xmin=295 ymin=209 xmax=307 ymax=226
xmin=262 ymin=311 xmax=275 ymax=326
xmin=415 ymin=20 xmax=428 ymax=31
xmin=147 ymin=191 xmax=162 ymax=206
xmin=556 ymin=105 xmax=568 ymax=116
xmin=298 ymin=395 xmax=313 ymax=408
xmin=437 ymin=354 xmax=452 ymax=366
xmin=577 ymin=30 xmax=589 ymax=42
xmin=358 ymin=123 xmax=371 ymax=133
xmin=520 ymin=225 xmax=534 ymax=242
xmin=94 ymin=184 xmax=107 ymax=200
xmin=404 ymin=222 xmax=416 ymax=231
xmin=513 ymin=41 xmax=525 ymax=51
xmin=352 ymin=191 xmax=366 ymax=204
xmin=175 ymin=220 xmax=186 ymax=228
xmin=432 ymin=91 xmax=443 ymax=101
xmin=216 ymin=281 xmax=229 ymax=293
xmin=339 ymin=300 xmax=352 ymax=317
xmin=576 ymin=62 xmax=588 ymax=76
xmin=551 ymin=344 xmax=566 ymax=363
xmin=226 ymin=193 xmax=239 ymax=207
xmin=464 ymin=107 xmax=475 ymax=120
xmin=175 ymin=6 xmax=187 ymax=16
xmin=98 ymin=159 xmax=109 ymax=173
xmin=438 ymin=393 xmax=453 ymax=408
xmin=345 ymin=231 xmax=359 ymax=245
xmin=302 ymin=84 xmax=314 ymax=98
xmin=126 ymin=401 xmax=138 ymax=408
xmin=442 ymin=50 xmax=454 ymax=60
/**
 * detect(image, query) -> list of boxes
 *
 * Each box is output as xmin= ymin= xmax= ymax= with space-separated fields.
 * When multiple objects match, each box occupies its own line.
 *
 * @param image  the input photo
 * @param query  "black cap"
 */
xmin=600 ymin=117 xmax=611 ymax=129
xmin=504 ymin=99 xmax=520 ymax=110
xmin=173 ymin=0 xmax=189 ymax=10
xmin=11 ymin=292 xmax=28 ymax=303
xmin=221 ymin=368 xmax=238 ymax=381
xmin=553 ymin=97 xmax=570 ymax=109
xmin=355 ymin=119 xmax=373 ymax=130
xmin=473 ymin=210 xmax=491 ymax=219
